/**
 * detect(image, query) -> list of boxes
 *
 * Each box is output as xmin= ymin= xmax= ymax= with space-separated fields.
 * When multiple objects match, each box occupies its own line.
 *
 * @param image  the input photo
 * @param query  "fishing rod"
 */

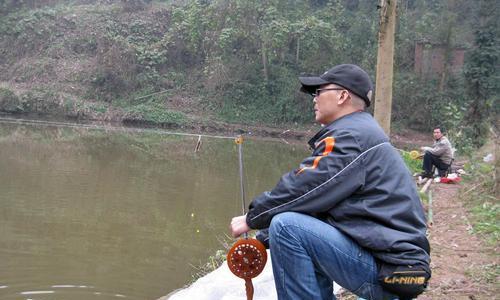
xmin=226 ymin=135 xmax=267 ymax=300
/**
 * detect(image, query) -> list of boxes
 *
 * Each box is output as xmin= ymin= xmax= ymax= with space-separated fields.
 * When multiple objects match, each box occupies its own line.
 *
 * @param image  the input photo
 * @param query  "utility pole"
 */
xmin=374 ymin=0 xmax=397 ymax=136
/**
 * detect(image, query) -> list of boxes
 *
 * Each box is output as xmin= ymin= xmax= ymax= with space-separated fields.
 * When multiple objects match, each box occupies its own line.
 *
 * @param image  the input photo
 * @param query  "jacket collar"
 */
xmin=308 ymin=125 xmax=330 ymax=149
xmin=307 ymin=111 xmax=365 ymax=149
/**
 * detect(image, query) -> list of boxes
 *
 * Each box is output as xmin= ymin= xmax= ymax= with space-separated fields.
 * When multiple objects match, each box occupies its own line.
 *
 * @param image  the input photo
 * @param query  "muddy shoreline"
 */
xmin=0 ymin=112 xmax=428 ymax=150
xmin=0 ymin=112 xmax=313 ymax=143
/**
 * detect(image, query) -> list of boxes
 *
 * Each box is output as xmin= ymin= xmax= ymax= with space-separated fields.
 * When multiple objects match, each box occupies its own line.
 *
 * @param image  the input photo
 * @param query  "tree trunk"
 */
xmin=439 ymin=23 xmax=453 ymax=92
xmin=296 ymin=37 xmax=300 ymax=65
xmin=261 ymin=40 xmax=269 ymax=82
xmin=374 ymin=0 xmax=397 ymax=136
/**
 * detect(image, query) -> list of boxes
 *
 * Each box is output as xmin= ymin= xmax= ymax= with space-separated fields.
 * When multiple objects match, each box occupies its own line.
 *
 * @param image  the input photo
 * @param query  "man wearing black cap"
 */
xmin=230 ymin=64 xmax=431 ymax=300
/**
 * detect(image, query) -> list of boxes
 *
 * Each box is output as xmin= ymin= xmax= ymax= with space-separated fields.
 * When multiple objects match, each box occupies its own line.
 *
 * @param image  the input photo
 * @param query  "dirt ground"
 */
xmin=418 ymin=183 xmax=499 ymax=300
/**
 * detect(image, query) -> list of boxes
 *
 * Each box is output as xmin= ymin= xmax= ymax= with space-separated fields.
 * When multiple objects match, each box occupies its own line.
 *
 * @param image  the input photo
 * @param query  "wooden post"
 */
xmin=427 ymin=189 xmax=433 ymax=227
xmin=374 ymin=0 xmax=397 ymax=136
xmin=420 ymin=179 xmax=432 ymax=194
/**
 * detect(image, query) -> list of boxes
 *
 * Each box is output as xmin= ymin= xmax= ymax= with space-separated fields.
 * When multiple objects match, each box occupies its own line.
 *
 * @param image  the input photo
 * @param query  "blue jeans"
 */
xmin=268 ymin=212 xmax=398 ymax=300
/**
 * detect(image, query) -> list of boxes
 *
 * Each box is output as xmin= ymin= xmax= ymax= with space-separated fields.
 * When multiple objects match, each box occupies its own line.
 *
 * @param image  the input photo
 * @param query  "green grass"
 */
xmin=401 ymin=150 xmax=423 ymax=174
xmin=460 ymin=159 xmax=499 ymax=246
xmin=419 ymin=191 xmax=429 ymax=205
xmin=190 ymin=249 xmax=227 ymax=282
xmin=469 ymin=197 xmax=499 ymax=244
xmin=125 ymin=102 xmax=187 ymax=125
xmin=464 ymin=262 xmax=500 ymax=285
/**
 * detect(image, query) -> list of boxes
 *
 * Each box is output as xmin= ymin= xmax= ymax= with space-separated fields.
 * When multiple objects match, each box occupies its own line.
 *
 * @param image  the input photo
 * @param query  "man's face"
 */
xmin=433 ymin=129 xmax=442 ymax=140
xmin=312 ymin=84 xmax=344 ymax=125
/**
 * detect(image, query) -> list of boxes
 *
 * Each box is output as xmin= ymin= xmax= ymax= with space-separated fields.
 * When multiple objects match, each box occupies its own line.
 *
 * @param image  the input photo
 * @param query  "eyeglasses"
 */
xmin=312 ymin=88 xmax=345 ymax=97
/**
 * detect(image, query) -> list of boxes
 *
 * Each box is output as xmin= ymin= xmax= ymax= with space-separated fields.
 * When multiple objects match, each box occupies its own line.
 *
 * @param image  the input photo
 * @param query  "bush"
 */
xmin=20 ymin=88 xmax=61 ymax=113
xmin=0 ymin=87 xmax=22 ymax=113
xmin=401 ymin=151 xmax=423 ymax=174
xmin=125 ymin=101 xmax=186 ymax=125
xmin=120 ymin=0 xmax=152 ymax=12
xmin=216 ymin=65 xmax=312 ymax=126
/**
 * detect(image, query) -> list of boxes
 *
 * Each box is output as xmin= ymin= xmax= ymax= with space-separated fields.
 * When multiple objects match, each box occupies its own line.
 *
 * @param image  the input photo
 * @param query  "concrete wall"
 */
xmin=414 ymin=42 xmax=466 ymax=77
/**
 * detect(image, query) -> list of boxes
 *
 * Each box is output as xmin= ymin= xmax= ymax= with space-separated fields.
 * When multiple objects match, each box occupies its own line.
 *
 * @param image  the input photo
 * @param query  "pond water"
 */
xmin=0 ymin=119 xmax=308 ymax=300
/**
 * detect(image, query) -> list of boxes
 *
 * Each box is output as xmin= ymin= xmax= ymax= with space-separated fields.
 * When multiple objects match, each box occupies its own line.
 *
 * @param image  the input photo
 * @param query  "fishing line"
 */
xmin=0 ymin=117 xmax=236 ymax=140
xmin=227 ymin=135 xmax=267 ymax=300
xmin=235 ymin=135 xmax=248 ymax=237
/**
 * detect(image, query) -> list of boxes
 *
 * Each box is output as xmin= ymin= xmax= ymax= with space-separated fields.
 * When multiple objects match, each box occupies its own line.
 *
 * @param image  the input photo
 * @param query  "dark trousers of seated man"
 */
xmin=423 ymin=152 xmax=449 ymax=177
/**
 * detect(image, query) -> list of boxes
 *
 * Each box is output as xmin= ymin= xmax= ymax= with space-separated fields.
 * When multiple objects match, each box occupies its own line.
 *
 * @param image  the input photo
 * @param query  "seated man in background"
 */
xmin=420 ymin=127 xmax=453 ymax=178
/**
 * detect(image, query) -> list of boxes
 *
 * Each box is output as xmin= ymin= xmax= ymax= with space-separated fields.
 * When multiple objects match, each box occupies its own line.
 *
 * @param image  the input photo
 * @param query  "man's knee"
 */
xmin=269 ymin=212 xmax=306 ymax=240
xmin=423 ymin=151 xmax=432 ymax=160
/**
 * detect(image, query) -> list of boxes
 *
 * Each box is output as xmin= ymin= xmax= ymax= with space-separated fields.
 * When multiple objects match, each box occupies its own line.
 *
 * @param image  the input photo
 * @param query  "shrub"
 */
xmin=125 ymin=101 xmax=186 ymax=125
xmin=401 ymin=151 xmax=423 ymax=175
xmin=0 ymin=87 xmax=22 ymax=113
xmin=20 ymin=88 xmax=61 ymax=113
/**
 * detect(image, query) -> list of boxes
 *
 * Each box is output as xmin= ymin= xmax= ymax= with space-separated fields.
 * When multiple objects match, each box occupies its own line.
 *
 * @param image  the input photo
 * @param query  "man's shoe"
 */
xmin=418 ymin=172 xmax=433 ymax=178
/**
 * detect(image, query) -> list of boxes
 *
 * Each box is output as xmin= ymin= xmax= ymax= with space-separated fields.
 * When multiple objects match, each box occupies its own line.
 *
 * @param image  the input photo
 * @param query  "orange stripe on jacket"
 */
xmin=296 ymin=137 xmax=335 ymax=175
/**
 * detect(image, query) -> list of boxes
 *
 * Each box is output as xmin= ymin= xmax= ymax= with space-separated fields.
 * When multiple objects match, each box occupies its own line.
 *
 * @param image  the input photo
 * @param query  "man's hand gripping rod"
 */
xmin=227 ymin=135 xmax=267 ymax=300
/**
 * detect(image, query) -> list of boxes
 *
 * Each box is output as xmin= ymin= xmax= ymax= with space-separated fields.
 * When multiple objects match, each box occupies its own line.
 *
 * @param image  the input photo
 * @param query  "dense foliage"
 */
xmin=0 ymin=0 xmax=498 ymax=151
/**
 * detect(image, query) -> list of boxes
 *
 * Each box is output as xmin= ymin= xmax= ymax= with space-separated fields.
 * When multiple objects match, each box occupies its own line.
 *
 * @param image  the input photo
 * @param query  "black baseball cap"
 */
xmin=299 ymin=64 xmax=374 ymax=107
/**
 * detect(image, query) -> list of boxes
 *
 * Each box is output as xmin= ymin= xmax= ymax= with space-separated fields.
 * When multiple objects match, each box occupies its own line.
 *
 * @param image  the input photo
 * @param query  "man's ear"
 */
xmin=337 ymin=90 xmax=350 ymax=105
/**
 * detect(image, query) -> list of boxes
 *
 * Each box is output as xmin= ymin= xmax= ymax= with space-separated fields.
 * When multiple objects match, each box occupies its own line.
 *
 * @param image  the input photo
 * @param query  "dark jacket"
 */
xmin=246 ymin=111 xmax=430 ymax=268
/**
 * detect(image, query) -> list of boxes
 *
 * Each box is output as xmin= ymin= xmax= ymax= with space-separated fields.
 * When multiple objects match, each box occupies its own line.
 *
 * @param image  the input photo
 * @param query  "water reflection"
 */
xmin=0 ymin=121 xmax=308 ymax=299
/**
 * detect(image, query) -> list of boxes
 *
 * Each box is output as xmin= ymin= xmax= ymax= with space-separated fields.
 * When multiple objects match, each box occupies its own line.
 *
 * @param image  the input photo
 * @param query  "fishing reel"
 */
xmin=227 ymin=237 xmax=267 ymax=300
xmin=227 ymin=237 xmax=267 ymax=279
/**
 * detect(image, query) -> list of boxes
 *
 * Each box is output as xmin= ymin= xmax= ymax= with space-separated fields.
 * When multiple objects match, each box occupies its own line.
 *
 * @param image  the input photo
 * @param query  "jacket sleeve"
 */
xmin=427 ymin=139 xmax=448 ymax=156
xmin=246 ymin=130 xmax=365 ymax=229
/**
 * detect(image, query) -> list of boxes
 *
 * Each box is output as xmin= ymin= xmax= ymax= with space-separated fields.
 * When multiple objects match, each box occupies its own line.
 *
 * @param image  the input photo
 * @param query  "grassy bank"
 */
xmin=0 ymin=3 xmax=195 ymax=127
xmin=2 ymin=0 xmax=495 ymax=141
xmin=460 ymin=138 xmax=499 ymax=247
xmin=0 ymin=2 xmax=307 ymax=129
